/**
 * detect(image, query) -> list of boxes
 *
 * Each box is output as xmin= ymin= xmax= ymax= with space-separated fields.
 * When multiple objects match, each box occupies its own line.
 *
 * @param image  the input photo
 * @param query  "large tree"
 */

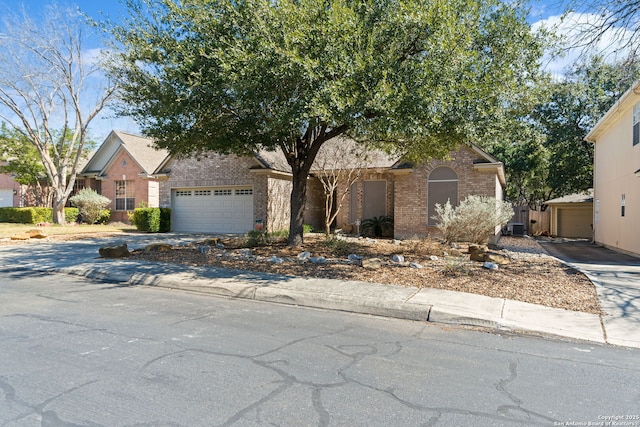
xmin=533 ymin=56 xmax=640 ymax=199
xmin=486 ymin=55 xmax=640 ymax=208
xmin=108 ymin=0 xmax=547 ymax=245
xmin=0 ymin=4 xmax=116 ymax=223
xmin=564 ymin=0 xmax=640 ymax=56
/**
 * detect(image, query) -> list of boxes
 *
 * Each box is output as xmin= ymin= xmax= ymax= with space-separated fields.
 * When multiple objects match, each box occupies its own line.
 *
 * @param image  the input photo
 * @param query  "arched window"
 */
xmin=427 ymin=167 xmax=458 ymax=226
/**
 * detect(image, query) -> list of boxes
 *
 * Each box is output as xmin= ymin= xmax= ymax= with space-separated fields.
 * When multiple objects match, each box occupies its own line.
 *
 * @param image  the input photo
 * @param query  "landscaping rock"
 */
xmin=238 ymin=249 xmax=253 ymax=257
xmin=391 ymin=254 xmax=405 ymax=263
xmin=483 ymin=262 xmax=499 ymax=270
xmin=309 ymin=256 xmax=327 ymax=264
xmin=202 ymin=238 xmax=219 ymax=246
xmin=429 ymin=255 xmax=439 ymax=261
xmin=198 ymin=245 xmax=211 ymax=254
xmin=469 ymin=247 xmax=511 ymax=265
xmin=99 ymin=243 xmax=130 ymax=258
xmin=347 ymin=254 xmax=362 ymax=262
xmin=469 ymin=250 xmax=486 ymax=262
xmin=267 ymin=255 xmax=284 ymax=264
xmin=468 ymin=245 xmax=484 ymax=254
xmin=361 ymin=258 xmax=383 ymax=269
xmin=145 ymin=243 xmax=172 ymax=253
xmin=10 ymin=233 xmax=31 ymax=241
xmin=409 ymin=262 xmax=424 ymax=269
xmin=27 ymin=229 xmax=48 ymax=239
xmin=297 ymin=251 xmax=311 ymax=261
xmin=483 ymin=251 xmax=511 ymax=265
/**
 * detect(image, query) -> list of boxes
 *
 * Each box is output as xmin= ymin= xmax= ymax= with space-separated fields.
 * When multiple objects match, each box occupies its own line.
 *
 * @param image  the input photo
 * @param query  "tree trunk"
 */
xmin=52 ymin=196 xmax=66 ymax=225
xmin=288 ymin=168 xmax=308 ymax=246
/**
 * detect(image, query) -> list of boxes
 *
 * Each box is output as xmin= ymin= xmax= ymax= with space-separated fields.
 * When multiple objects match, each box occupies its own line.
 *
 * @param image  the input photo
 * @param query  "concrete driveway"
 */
xmin=539 ymin=240 xmax=640 ymax=348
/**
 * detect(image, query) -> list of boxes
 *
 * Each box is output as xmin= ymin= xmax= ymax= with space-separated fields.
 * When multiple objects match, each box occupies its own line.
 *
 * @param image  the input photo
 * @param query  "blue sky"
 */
xmin=0 ymin=0 xmax=607 ymax=142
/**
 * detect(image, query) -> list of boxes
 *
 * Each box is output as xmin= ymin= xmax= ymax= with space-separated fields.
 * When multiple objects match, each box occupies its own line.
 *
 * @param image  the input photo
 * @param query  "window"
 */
xmin=194 ymin=190 xmax=211 ymax=196
xmin=427 ymin=167 xmax=458 ymax=226
xmin=362 ymin=181 xmax=387 ymax=220
xmin=235 ymin=188 xmax=253 ymax=195
xmin=214 ymin=189 xmax=232 ymax=196
xmin=175 ymin=190 xmax=192 ymax=197
xmin=115 ymin=180 xmax=135 ymax=211
xmin=634 ymin=103 xmax=640 ymax=146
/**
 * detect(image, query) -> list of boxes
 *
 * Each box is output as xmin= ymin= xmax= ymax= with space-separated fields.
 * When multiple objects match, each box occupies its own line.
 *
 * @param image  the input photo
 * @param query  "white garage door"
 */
xmin=171 ymin=187 xmax=254 ymax=233
xmin=0 ymin=188 xmax=14 ymax=207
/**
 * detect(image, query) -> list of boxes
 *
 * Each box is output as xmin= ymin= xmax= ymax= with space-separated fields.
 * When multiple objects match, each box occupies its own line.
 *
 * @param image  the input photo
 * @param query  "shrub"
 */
xmin=432 ymin=196 xmax=514 ymax=245
xmin=0 ymin=207 xmax=81 ymax=224
xmin=129 ymin=207 xmax=170 ymax=232
xmin=0 ymin=207 xmax=38 ymax=223
xmin=361 ymin=216 xmax=393 ymax=237
xmin=246 ymin=230 xmax=269 ymax=247
xmin=433 ymin=200 xmax=461 ymax=244
xmin=130 ymin=208 xmax=159 ymax=232
xmin=322 ymin=236 xmax=356 ymax=257
xmin=159 ymin=208 xmax=171 ymax=232
xmin=69 ymin=189 xmax=111 ymax=224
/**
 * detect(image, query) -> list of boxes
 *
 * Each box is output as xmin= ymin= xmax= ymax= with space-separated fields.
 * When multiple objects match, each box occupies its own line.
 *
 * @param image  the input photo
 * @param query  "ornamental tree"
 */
xmin=107 ymin=0 xmax=547 ymax=245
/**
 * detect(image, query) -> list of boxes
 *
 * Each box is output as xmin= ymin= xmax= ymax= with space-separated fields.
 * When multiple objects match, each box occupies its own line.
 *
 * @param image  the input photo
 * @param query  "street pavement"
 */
xmin=1 ymin=233 xmax=638 ymax=348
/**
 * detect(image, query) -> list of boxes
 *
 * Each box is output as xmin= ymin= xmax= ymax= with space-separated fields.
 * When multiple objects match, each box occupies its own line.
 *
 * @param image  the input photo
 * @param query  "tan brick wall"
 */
xmin=304 ymin=177 xmax=326 ymax=231
xmin=394 ymin=146 xmax=501 ymax=239
xmin=158 ymin=152 xmax=289 ymax=231
xmin=334 ymin=171 xmax=396 ymax=233
xmin=100 ymin=150 xmax=161 ymax=222
xmin=266 ymin=176 xmax=291 ymax=232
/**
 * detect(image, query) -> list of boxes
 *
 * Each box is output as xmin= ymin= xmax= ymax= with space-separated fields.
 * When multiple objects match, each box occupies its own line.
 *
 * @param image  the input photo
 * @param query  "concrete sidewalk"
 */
xmin=540 ymin=240 xmax=640 ymax=348
xmin=0 ymin=234 xmax=631 ymax=348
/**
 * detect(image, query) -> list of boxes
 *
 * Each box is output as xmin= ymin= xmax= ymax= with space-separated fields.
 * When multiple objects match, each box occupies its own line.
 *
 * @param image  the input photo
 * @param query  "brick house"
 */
xmin=78 ymin=131 xmax=169 ymax=222
xmin=326 ymin=142 xmax=506 ymax=238
xmin=151 ymin=137 xmax=505 ymax=238
xmin=0 ymin=166 xmax=20 ymax=208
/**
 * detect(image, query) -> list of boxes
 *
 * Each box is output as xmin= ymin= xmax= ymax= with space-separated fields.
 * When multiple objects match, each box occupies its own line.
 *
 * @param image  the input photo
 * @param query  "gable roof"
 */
xmin=545 ymin=189 xmax=594 ymax=205
xmin=586 ymin=80 xmax=640 ymax=142
xmin=80 ymin=131 xmax=170 ymax=177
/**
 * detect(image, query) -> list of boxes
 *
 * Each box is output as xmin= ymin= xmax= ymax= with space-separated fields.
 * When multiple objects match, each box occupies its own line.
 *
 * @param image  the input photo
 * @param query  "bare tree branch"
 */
xmin=0 ymin=4 xmax=116 ymax=223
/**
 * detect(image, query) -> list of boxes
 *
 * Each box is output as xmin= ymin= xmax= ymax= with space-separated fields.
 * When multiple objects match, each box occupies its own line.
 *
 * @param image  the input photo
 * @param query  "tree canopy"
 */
xmin=486 ymin=55 xmax=640 ymax=208
xmin=108 ymin=0 xmax=548 ymax=244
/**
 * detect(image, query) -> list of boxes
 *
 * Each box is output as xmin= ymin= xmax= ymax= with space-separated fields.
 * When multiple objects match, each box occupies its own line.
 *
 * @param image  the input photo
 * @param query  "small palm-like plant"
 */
xmin=360 ymin=216 xmax=393 ymax=237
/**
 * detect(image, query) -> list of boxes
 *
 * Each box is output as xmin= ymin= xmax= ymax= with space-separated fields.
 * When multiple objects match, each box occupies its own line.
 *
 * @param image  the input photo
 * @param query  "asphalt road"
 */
xmin=1 ymin=271 xmax=639 ymax=427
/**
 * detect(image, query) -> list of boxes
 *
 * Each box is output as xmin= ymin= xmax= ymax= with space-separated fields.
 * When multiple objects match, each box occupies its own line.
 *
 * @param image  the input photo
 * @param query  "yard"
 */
xmin=0 ymin=224 xmax=601 ymax=315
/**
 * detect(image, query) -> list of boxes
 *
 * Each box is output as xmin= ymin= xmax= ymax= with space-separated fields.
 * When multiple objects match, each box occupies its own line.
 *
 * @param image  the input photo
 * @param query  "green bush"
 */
xmin=0 ymin=207 xmax=81 ymax=224
xmin=130 ymin=208 xmax=170 ymax=232
xmin=0 ymin=207 xmax=37 ymax=223
xmin=361 ymin=216 xmax=393 ymax=237
xmin=69 ymin=189 xmax=111 ymax=224
xmin=159 ymin=208 xmax=171 ymax=232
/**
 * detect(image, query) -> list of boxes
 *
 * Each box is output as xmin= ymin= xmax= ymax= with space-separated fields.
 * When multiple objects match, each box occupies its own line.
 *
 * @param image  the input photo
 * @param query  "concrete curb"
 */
xmin=46 ymin=264 xmax=610 ymax=345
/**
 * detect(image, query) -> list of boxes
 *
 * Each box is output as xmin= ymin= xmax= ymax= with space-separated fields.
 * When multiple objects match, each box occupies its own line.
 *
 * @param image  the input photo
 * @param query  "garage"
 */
xmin=171 ymin=187 xmax=254 ymax=233
xmin=0 ymin=188 xmax=14 ymax=207
xmin=557 ymin=207 xmax=593 ymax=238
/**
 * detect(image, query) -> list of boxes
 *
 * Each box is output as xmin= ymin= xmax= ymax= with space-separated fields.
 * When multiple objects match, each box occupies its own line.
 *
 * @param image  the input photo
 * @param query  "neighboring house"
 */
xmin=585 ymin=81 xmax=640 ymax=257
xmin=0 ymin=166 xmax=20 ymax=207
xmin=544 ymin=190 xmax=594 ymax=239
xmin=78 ymin=131 xmax=169 ymax=222
xmin=152 ymin=138 xmax=506 ymax=239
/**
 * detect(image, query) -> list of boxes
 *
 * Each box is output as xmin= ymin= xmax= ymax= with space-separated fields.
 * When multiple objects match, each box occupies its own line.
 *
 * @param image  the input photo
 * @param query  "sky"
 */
xmin=0 ymin=0 xmax=626 ymax=142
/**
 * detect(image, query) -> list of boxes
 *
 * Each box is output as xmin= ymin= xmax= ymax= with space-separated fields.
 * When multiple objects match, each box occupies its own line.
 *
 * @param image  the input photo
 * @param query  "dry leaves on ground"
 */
xmin=128 ymin=234 xmax=602 ymax=315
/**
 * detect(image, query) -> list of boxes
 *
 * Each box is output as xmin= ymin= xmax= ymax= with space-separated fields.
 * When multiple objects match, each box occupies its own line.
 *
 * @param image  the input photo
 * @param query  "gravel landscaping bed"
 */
xmin=128 ymin=234 xmax=602 ymax=315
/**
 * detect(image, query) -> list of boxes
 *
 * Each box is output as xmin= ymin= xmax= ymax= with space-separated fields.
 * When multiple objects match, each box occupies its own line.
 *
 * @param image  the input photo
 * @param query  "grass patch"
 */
xmin=0 ymin=222 xmax=136 ymax=238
